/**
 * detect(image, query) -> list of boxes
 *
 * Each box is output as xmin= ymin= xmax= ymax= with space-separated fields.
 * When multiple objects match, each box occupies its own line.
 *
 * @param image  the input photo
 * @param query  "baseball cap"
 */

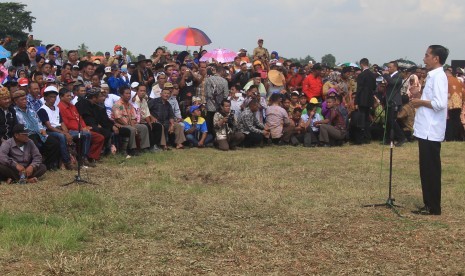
xmin=12 ymin=124 xmax=29 ymax=135
xmin=104 ymin=67 xmax=111 ymax=73
xmin=189 ymin=105 xmax=201 ymax=114
xmin=18 ymin=78 xmax=29 ymax=87
xmin=130 ymin=82 xmax=140 ymax=89
xmin=44 ymin=85 xmax=59 ymax=96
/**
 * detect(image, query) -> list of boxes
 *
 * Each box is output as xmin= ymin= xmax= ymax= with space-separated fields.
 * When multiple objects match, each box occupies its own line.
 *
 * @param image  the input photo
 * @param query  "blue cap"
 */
xmin=189 ymin=105 xmax=200 ymax=114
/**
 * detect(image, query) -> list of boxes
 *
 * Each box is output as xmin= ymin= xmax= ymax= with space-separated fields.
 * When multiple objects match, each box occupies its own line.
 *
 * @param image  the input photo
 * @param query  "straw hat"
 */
xmin=268 ymin=69 xmax=285 ymax=86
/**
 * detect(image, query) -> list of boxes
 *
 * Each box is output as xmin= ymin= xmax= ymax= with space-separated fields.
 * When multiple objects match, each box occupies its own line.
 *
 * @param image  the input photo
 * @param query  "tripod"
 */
xmin=62 ymin=112 xmax=93 ymax=186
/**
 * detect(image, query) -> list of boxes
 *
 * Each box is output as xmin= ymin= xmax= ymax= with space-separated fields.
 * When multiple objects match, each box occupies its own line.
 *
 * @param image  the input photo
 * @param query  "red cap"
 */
xmin=18 ymin=78 xmax=29 ymax=87
xmin=114 ymin=45 xmax=122 ymax=52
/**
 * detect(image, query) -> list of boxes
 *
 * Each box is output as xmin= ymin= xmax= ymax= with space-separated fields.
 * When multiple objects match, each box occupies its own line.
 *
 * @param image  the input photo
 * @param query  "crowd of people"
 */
xmin=0 ymin=38 xmax=464 ymax=184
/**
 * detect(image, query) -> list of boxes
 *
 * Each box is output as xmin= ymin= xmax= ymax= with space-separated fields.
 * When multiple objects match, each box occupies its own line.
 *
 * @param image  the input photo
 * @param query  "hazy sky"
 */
xmin=18 ymin=0 xmax=465 ymax=65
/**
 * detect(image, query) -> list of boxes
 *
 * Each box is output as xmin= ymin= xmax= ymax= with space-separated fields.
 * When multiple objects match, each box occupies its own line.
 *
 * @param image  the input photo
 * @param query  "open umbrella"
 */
xmin=396 ymin=59 xmax=416 ymax=69
xmin=199 ymin=48 xmax=237 ymax=63
xmin=337 ymin=62 xmax=359 ymax=68
xmin=0 ymin=45 xmax=11 ymax=59
xmin=164 ymin=27 xmax=211 ymax=46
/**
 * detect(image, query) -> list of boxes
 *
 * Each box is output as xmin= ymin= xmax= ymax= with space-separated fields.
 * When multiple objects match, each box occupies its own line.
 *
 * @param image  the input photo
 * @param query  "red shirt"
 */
xmin=286 ymin=73 xmax=304 ymax=90
xmin=58 ymin=101 xmax=87 ymax=131
xmin=302 ymin=74 xmax=323 ymax=100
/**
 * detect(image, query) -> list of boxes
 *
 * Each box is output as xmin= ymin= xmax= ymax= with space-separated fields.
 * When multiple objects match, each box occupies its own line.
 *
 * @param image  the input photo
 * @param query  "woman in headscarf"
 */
xmin=322 ymin=71 xmax=340 ymax=99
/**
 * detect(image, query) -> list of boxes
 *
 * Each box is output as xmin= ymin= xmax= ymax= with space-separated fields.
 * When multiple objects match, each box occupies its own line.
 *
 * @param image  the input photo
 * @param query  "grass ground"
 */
xmin=0 ymin=141 xmax=464 ymax=275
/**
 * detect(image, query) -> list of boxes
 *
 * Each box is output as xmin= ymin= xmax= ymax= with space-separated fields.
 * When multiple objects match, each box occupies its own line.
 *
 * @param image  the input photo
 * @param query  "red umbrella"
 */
xmin=164 ymin=27 xmax=212 ymax=46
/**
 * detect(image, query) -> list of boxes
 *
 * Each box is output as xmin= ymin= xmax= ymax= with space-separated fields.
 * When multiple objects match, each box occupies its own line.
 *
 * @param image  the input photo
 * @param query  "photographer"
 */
xmin=213 ymin=100 xmax=245 ymax=151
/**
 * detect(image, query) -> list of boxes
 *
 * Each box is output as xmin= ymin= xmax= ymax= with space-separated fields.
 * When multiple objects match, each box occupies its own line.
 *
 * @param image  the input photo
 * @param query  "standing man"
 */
xmin=382 ymin=61 xmax=406 ymax=146
xmin=411 ymin=45 xmax=449 ymax=216
xmin=302 ymin=63 xmax=324 ymax=100
xmin=204 ymin=65 xmax=229 ymax=136
xmin=355 ymin=58 xmax=377 ymax=143
xmin=253 ymin=38 xmax=269 ymax=61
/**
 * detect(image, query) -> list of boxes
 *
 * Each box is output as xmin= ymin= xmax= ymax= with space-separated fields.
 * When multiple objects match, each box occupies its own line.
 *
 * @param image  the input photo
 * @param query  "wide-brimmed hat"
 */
xmin=268 ymin=69 xmax=284 ymax=86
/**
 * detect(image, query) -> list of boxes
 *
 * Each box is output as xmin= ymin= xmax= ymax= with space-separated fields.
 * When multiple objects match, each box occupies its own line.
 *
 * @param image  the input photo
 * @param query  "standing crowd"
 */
xmin=0 ymin=38 xmax=464 ymax=184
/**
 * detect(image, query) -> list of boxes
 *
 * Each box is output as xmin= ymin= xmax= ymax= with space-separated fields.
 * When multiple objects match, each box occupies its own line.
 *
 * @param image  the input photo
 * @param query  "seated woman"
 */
xmin=265 ymin=93 xmax=294 ymax=145
xmin=213 ymin=99 xmax=244 ymax=151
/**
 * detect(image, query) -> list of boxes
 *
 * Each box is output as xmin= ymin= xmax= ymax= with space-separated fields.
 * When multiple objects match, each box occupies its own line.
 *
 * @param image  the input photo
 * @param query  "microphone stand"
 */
xmin=62 ymin=110 xmax=93 ymax=186
xmin=364 ymin=72 xmax=403 ymax=216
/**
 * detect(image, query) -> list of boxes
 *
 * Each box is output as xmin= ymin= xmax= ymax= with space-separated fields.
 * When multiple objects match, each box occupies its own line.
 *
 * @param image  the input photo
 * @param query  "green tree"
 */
xmin=0 ymin=2 xmax=36 ymax=52
xmin=95 ymin=51 xmax=104 ymax=56
xmin=77 ymin=43 xmax=89 ymax=57
xmin=288 ymin=55 xmax=316 ymax=65
xmin=321 ymin=54 xmax=336 ymax=67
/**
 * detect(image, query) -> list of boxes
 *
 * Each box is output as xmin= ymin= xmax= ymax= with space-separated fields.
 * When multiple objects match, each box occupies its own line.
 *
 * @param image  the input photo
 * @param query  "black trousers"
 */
xmin=418 ymin=138 xmax=442 ymax=213
xmin=29 ymin=134 xmax=61 ymax=169
xmin=385 ymin=105 xmax=405 ymax=143
xmin=359 ymin=106 xmax=371 ymax=142
xmin=243 ymin=132 xmax=263 ymax=147
xmin=206 ymin=111 xmax=216 ymax=137
xmin=0 ymin=164 xmax=47 ymax=181
xmin=445 ymin=108 xmax=462 ymax=141
xmin=145 ymin=122 xmax=163 ymax=147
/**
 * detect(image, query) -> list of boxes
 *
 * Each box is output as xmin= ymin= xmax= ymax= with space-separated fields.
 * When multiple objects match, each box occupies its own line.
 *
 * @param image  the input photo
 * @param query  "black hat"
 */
xmin=12 ymin=124 xmax=28 ymax=135
xmin=252 ymin=72 xmax=261 ymax=78
xmin=342 ymin=66 xmax=352 ymax=74
xmin=312 ymin=63 xmax=323 ymax=71
xmin=137 ymin=54 xmax=150 ymax=63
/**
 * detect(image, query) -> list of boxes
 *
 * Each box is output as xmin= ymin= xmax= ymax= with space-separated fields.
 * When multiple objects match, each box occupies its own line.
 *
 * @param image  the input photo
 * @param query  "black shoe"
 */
xmin=395 ymin=139 xmax=406 ymax=147
xmin=411 ymin=206 xmax=441 ymax=216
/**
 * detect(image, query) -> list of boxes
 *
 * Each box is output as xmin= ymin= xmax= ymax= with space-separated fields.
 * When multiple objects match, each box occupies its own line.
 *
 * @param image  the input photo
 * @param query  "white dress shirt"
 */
xmin=413 ymin=67 xmax=448 ymax=141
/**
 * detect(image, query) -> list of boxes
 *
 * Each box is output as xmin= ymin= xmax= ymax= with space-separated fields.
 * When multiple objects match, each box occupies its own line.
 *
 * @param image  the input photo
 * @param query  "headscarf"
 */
xmin=271 ymin=51 xmax=279 ymax=60
xmin=328 ymin=71 xmax=341 ymax=83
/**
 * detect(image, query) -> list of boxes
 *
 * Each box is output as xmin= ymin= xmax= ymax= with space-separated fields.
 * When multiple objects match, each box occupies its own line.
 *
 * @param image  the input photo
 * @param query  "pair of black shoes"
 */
xmin=411 ymin=206 xmax=441 ymax=216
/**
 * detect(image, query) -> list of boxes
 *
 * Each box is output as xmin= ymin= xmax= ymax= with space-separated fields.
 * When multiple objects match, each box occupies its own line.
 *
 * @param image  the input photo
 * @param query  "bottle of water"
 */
xmin=19 ymin=172 xmax=26 ymax=184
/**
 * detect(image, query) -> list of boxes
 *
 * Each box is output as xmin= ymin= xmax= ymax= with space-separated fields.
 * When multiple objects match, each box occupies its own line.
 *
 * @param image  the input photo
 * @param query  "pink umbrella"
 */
xmin=199 ymin=48 xmax=237 ymax=63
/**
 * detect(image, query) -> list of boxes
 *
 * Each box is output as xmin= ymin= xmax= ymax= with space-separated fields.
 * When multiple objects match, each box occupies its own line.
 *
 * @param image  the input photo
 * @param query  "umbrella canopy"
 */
xmin=164 ymin=27 xmax=211 ymax=46
xmin=199 ymin=48 xmax=237 ymax=63
xmin=0 ymin=45 xmax=11 ymax=59
xmin=36 ymin=46 xmax=47 ymax=55
xmin=396 ymin=59 xmax=416 ymax=69
xmin=337 ymin=62 xmax=359 ymax=68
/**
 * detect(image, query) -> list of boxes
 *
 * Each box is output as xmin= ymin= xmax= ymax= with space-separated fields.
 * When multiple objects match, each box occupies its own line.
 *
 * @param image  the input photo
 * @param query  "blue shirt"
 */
xmin=26 ymin=94 xmax=43 ymax=112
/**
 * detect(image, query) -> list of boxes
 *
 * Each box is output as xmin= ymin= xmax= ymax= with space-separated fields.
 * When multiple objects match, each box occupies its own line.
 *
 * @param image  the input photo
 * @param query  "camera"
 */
xmin=227 ymin=110 xmax=235 ymax=127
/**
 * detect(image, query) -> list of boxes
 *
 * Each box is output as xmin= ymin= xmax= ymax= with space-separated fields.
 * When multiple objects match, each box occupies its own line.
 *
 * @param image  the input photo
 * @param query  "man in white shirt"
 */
xmin=411 ymin=45 xmax=449 ymax=216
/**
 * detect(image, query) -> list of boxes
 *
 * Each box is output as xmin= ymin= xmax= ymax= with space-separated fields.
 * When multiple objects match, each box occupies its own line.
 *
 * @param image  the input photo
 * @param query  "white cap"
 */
xmin=104 ymin=67 xmax=111 ymax=73
xmin=44 ymin=86 xmax=58 ymax=93
xmin=130 ymin=82 xmax=139 ymax=89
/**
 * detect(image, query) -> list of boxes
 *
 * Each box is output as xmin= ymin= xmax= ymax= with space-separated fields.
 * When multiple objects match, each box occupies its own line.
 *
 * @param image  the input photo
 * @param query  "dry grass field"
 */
xmin=0 ymin=141 xmax=464 ymax=275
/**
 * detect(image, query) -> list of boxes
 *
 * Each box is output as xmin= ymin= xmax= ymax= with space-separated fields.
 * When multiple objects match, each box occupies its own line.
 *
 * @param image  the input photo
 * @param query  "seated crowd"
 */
xmin=0 ymin=39 xmax=464 ymax=184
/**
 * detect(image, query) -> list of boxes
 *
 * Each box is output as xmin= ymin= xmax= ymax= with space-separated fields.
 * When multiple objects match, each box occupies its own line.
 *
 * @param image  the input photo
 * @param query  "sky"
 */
xmin=17 ymin=0 xmax=465 ymax=66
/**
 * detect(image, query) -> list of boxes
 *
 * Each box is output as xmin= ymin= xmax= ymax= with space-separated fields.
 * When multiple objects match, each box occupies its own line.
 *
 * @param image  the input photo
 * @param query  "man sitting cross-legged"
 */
xmin=0 ymin=124 xmax=47 ymax=183
xmin=313 ymin=96 xmax=347 ymax=147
